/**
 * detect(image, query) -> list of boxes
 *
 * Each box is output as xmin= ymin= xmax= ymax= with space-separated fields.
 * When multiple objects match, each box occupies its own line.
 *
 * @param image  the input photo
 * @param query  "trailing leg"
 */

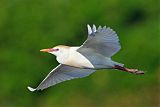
xmin=113 ymin=65 xmax=144 ymax=75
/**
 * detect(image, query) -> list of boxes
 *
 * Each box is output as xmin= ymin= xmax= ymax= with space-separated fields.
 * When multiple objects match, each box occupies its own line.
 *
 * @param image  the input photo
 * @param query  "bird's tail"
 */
xmin=113 ymin=65 xmax=144 ymax=75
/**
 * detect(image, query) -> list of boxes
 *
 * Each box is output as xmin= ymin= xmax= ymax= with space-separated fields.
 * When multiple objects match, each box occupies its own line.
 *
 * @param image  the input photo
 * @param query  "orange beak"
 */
xmin=40 ymin=48 xmax=52 ymax=53
xmin=40 ymin=48 xmax=58 ymax=53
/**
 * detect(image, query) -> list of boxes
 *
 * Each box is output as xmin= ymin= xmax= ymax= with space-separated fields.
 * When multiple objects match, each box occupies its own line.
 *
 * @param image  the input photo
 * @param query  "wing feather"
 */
xmin=79 ymin=25 xmax=121 ymax=57
xmin=28 ymin=64 xmax=95 ymax=91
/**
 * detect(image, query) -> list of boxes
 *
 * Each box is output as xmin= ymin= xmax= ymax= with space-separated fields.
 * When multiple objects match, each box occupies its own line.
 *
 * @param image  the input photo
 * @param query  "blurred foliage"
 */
xmin=0 ymin=0 xmax=159 ymax=107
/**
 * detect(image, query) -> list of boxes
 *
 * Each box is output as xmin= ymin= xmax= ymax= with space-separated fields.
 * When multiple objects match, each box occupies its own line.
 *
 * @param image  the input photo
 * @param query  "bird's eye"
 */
xmin=51 ymin=48 xmax=59 ymax=51
xmin=55 ymin=48 xmax=59 ymax=51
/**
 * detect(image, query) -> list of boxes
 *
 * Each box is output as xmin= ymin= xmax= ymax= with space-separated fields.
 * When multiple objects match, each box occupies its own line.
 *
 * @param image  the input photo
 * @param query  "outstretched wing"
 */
xmin=78 ymin=25 xmax=121 ymax=57
xmin=28 ymin=64 xmax=95 ymax=91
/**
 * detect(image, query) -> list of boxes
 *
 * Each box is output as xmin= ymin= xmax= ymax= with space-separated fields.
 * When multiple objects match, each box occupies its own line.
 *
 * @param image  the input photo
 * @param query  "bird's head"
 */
xmin=40 ymin=45 xmax=70 ymax=57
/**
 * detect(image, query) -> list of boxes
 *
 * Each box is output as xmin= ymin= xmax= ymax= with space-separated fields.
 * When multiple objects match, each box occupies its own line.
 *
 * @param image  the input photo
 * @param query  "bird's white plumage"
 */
xmin=64 ymin=47 xmax=94 ymax=68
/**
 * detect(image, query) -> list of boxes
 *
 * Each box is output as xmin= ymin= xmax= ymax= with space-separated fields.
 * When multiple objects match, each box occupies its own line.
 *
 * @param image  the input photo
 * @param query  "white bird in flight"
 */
xmin=28 ymin=25 xmax=144 ymax=92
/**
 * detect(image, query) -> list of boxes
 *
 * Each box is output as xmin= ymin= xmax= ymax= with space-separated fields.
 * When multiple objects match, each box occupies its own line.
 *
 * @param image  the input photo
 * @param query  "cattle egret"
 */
xmin=28 ymin=25 xmax=144 ymax=92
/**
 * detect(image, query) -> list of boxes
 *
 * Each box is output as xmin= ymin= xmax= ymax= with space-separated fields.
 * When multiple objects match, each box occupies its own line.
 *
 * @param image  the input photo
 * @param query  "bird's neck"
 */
xmin=56 ymin=47 xmax=71 ymax=64
xmin=56 ymin=53 xmax=68 ymax=64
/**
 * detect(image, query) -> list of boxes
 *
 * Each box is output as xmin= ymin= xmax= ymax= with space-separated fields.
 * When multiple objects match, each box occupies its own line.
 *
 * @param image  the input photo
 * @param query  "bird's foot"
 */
xmin=125 ymin=68 xmax=144 ymax=75
xmin=114 ymin=65 xmax=144 ymax=75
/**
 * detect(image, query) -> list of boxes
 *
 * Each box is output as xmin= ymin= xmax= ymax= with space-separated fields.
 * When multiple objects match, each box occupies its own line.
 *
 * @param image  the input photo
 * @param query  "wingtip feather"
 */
xmin=27 ymin=86 xmax=36 ymax=92
xmin=92 ymin=24 xmax=96 ymax=32
xmin=87 ymin=24 xmax=92 ymax=35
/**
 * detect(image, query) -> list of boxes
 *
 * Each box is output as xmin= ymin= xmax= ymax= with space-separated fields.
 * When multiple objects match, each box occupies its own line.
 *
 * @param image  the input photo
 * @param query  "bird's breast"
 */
xmin=64 ymin=47 xmax=94 ymax=68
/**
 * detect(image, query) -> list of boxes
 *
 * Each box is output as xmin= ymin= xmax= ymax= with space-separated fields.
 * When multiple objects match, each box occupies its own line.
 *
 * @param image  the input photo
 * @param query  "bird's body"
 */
xmin=57 ymin=46 xmax=94 ymax=68
xmin=28 ymin=25 xmax=144 ymax=92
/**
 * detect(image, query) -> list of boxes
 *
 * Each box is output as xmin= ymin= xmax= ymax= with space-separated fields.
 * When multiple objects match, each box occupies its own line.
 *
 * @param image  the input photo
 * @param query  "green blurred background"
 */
xmin=0 ymin=0 xmax=159 ymax=107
